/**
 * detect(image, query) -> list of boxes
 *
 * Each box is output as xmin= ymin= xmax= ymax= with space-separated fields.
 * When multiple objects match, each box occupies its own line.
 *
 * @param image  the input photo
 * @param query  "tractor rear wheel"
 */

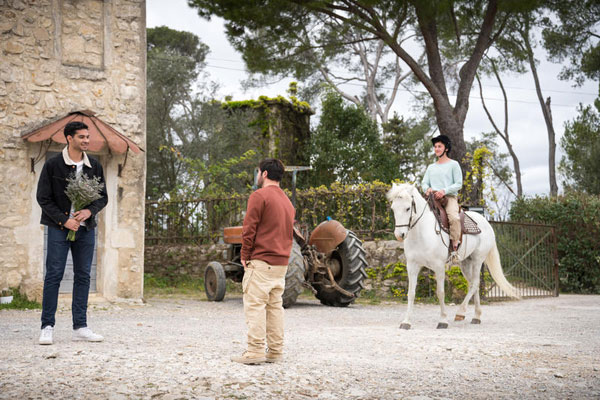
xmin=204 ymin=261 xmax=226 ymax=301
xmin=282 ymin=241 xmax=305 ymax=308
xmin=315 ymin=230 xmax=367 ymax=307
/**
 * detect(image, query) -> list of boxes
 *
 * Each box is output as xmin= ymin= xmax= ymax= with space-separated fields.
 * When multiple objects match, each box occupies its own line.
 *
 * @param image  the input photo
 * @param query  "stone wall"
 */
xmin=0 ymin=0 xmax=146 ymax=301
xmin=145 ymin=243 xmax=230 ymax=278
xmin=144 ymin=240 xmax=406 ymax=296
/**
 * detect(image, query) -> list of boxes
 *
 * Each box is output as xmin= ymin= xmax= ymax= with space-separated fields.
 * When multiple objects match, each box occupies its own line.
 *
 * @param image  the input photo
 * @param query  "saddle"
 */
xmin=426 ymin=194 xmax=481 ymax=237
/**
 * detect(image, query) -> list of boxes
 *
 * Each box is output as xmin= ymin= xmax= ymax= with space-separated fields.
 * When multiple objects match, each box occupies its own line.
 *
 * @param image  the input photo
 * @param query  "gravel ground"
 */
xmin=1 ymin=294 xmax=599 ymax=399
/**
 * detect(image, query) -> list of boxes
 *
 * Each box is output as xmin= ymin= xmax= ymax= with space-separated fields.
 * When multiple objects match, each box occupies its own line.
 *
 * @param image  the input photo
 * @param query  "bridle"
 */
xmin=394 ymin=196 xmax=427 ymax=231
xmin=393 ymin=192 xmax=457 ymax=253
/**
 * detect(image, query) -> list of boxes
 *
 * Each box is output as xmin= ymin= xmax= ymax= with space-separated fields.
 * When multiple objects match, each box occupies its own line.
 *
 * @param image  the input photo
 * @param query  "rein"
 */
xmin=395 ymin=196 xmax=427 ymax=231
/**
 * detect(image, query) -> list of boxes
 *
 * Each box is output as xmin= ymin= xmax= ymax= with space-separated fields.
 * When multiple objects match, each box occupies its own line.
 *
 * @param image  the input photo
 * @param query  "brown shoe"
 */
xmin=230 ymin=351 xmax=266 ymax=365
xmin=265 ymin=351 xmax=283 ymax=363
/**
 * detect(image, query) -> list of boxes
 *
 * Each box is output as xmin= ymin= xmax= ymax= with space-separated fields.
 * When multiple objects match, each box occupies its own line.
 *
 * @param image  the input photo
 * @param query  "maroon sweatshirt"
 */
xmin=241 ymin=185 xmax=295 ymax=266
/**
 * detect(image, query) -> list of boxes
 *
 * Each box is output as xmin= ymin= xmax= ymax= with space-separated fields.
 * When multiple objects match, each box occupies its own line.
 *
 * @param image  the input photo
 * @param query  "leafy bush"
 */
xmin=0 ymin=288 xmax=41 ymax=310
xmin=509 ymin=192 xmax=600 ymax=293
xmin=146 ymin=181 xmax=397 ymax=244
xmin=365 ymin=262 xmax=473 ymax=303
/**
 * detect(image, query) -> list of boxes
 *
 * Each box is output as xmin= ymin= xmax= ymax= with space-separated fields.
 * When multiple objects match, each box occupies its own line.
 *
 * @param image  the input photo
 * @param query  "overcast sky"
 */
xmin=146 ymin=0 xmax=598 ymax=197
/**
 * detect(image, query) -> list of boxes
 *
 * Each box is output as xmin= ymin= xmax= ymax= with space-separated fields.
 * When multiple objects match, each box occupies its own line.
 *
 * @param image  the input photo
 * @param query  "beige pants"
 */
xmin=242 ymin=259 xmax=287 ymax=356
xmin=444 ymin=195 xmax=461 ymax=246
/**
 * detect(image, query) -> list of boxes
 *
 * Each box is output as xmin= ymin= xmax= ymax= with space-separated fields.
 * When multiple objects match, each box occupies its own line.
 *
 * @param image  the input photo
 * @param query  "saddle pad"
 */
xmin=427 ymin=196 xmax=481 ymax=235
xmin=462 ymin=213 xmax=481 ymax=234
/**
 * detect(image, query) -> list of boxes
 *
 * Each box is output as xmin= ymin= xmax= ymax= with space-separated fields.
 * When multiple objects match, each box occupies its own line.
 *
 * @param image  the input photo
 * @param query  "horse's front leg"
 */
xmin=434 ymin=268 xmax=449 ymax=329
xmin=400 ymin=262 xmax=421 ymax=330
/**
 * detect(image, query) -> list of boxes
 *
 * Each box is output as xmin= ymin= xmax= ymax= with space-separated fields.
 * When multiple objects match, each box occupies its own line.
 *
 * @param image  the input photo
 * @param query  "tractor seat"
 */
xmin=223 ymin=226 xmax=243 ymax=244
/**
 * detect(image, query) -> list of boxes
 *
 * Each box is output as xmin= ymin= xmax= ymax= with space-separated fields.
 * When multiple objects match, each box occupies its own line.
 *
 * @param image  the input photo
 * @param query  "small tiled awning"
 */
xmin=21 ymin=110 xmax=143 ymax=154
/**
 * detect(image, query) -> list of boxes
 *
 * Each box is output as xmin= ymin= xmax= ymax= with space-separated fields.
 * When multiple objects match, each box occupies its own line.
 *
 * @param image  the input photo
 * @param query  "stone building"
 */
xmin=221 ymin=95 xmax=313 ymax=167
xmin=0 ymin=0 xmax=146 ymax=301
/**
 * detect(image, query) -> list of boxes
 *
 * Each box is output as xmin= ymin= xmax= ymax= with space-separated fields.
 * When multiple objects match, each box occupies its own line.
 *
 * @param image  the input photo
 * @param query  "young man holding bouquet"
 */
xmin=37 ymin=121 xmax=108 ymax=345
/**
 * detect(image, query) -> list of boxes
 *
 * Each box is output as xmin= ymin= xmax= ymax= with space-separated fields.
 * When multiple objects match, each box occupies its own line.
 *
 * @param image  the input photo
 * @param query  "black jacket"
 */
xmin=36 ymin=152 xmax=108 ymax=231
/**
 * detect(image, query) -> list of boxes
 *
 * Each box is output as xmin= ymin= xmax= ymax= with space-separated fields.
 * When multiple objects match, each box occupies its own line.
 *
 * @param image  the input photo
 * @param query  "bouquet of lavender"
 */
xmin=64 ymin=174 xmax=104 ymax=241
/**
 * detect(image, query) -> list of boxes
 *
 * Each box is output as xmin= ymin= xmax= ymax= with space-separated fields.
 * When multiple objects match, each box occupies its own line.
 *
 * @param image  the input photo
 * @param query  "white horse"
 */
xmin=386 ymin=183 xmax=520 ymax=329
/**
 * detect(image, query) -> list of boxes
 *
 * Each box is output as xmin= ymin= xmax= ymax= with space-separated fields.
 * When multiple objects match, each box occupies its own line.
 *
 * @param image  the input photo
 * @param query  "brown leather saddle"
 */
xmin=426 ymin=194 xmax=481 ymax=238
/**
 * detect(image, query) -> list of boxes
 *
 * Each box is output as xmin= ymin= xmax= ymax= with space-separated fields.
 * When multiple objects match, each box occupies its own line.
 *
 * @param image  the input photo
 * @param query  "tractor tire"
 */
xmin=315 ymin=230 xmax=368 ymax=307
xmin=282 ymin=240 xmax=305 ymax=308
xmin=204 ymin=261 xmax=226 ymax=301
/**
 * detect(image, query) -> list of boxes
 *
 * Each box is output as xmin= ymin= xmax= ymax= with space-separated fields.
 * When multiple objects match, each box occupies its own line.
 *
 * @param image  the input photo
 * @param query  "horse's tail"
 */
xmin=485 ymin=242 xmax=522 ymax=299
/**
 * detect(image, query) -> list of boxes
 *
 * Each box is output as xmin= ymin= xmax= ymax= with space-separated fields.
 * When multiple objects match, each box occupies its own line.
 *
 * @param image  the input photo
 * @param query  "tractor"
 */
xmin=203 ymin=167 xmax=368 ymax=307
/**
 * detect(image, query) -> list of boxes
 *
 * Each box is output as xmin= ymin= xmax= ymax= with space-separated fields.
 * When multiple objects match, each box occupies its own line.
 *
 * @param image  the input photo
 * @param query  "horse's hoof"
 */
xmin=436 ymin=322 xmax=448 ymax=329
xmin=399 ymin=323 xmax=411 ymax=330
xmin=454 ymin=314 xmax=465 ymax=321
xmin=471 ymin=318 xmax=481 ymax=324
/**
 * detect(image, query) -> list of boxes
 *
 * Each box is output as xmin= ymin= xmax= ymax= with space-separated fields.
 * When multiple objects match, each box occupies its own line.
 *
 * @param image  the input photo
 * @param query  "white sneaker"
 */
xmin=39 ymin=326 xmax=54 ymax=345
xmin=72 ymin=327 xmax=104 ymax=342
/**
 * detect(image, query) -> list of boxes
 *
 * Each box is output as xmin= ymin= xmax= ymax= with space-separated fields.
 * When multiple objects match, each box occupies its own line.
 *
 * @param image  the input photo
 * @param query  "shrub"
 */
xmin=0 ymin=288 xmax=41 ymax=310
xmin=509 ymin=192 xmax=600 ymax=293
xmin=365 ymin=262 xmax=472 ymax=302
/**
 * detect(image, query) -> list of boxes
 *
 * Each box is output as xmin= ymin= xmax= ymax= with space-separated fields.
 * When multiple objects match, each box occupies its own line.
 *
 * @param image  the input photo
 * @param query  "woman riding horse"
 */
xmin=421 ymin=135 xmax=462 ymax=263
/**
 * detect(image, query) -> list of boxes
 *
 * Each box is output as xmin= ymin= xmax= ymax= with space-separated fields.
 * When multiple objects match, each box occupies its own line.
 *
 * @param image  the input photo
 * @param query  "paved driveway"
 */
xmin=1 ymin=294 xmax=599 ymax=399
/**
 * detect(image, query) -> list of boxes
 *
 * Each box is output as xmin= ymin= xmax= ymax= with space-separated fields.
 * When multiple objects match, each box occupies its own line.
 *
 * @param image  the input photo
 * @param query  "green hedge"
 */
xmin=509 ymin=192 xmax=600 ymax=293
xmin=365 ymin=262 xmax=491 ymax=303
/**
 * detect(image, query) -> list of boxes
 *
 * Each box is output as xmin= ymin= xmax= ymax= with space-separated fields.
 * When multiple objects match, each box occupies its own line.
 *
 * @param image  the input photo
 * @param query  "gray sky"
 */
xmin=147 ymin=0 xmax=598 ymax=197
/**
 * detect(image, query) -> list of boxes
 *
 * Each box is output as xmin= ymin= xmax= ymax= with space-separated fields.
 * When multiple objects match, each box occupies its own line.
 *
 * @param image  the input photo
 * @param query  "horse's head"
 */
xmin=386 ymin=183 xmax=420 ymax=240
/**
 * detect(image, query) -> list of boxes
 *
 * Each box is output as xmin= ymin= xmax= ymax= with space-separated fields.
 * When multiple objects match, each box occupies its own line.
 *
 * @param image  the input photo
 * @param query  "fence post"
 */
xmin=370 ymin=194 xmax=376 ymax=241
xmin=552 ymin=225 xmax=560 ymax=297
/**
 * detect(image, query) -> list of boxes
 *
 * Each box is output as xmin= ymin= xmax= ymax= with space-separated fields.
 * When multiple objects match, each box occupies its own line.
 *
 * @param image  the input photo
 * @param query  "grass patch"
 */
xmin=0 ymin=289 xmax=41 ymax=310
xmin=144 ymin=273 xmax=242 ymax=298
xmin=355 ymin=289 xmax=383 ymax=305
xmin=144 ymin=273 xmax=204 ymax=297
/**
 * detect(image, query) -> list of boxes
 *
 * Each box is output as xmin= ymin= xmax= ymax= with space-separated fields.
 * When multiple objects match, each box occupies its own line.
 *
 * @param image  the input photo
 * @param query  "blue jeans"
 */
xmin=41 ymin=226 xmax=95 ymax=330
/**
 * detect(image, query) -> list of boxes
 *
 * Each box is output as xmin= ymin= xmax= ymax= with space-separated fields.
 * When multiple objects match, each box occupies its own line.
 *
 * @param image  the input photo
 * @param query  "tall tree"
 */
xmin=479 ymin=6 xmax=570 ymax=197
xmin=306 ymin=91 xmax=393 ymax=186
xmin=538 ymin=0 xmax=598 ymax=195
xmin=239 ymin=15 xmax=420 ymax=124
xmin=146 ymin=26 xmax=209 ymax=199
xmin=188 ymin=0 xmax=538 ymax=177
xmin=381 ymin=113 xmax=432 ymax=184
xmin=476 ymin=57 xmax=524 ymax=197
xmin=559 ymin=94 xmax=600 ymax=195
xmin=515 ymin=14 xmax=559 ymax=196
xmin=542 ymin=0 xmax=600 ymax=85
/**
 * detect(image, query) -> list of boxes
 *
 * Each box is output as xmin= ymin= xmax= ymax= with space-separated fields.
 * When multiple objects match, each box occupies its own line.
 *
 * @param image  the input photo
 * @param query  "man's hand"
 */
xmin=241 ymin=259 xmax=247 ymax=269
xmin=73 ymin=209 xmax=92 ymax=222
xmin=64 ymin=218 xmax=80 ymax=231
xmin=425 ymin=188 xmax=433 ymax=197
xmin=434 ymin=189 xmax=446 ymax=200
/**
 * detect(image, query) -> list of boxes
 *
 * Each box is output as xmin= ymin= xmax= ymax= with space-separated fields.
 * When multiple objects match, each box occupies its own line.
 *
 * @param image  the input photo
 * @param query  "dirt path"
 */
xmin=1 ymin=294 xmax=599 ymax=399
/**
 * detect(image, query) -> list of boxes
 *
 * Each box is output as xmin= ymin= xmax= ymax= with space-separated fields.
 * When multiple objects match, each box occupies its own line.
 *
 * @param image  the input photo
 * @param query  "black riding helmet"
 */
xmin=431 ymin=135 xmax=451 ymax=154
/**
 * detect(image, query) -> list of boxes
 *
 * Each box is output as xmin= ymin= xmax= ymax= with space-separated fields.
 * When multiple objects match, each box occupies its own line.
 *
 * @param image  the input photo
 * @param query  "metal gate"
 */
xmin=483 ymin=221 xmax=559 ymax=299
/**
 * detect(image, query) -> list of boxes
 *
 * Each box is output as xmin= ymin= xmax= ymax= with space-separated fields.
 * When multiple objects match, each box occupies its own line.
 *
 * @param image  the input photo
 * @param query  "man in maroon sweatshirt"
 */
xmin=231 ymin=158 xmax=295 ymax=365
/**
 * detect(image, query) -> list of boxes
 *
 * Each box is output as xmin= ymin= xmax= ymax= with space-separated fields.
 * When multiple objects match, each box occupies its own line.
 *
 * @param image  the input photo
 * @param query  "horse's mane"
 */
xmin=386 ymin=183 xmax=417 ymax=201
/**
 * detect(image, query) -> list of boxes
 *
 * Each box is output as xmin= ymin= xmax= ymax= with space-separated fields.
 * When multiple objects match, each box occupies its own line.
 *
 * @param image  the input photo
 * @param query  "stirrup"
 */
xmin=447 ymin=251 xmax=459 ymax=266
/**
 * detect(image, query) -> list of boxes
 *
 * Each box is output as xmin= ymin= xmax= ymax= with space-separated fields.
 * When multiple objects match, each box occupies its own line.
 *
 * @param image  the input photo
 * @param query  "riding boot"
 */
xmin=447 ymin=242 xmax=460 ymax=265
